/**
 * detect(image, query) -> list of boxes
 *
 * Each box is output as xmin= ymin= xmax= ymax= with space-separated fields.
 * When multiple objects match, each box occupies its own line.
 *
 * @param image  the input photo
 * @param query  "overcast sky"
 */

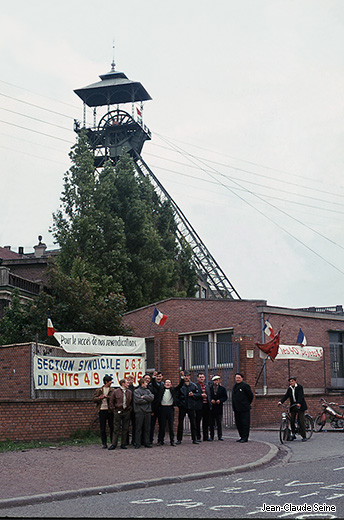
xmin=0 ymin=0 xmax=343 ymax=310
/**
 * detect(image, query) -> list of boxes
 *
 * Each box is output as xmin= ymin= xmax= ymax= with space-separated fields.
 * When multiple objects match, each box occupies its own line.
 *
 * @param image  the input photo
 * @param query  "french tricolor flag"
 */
xmin=263 ymin=320 xmax=275 ymax=339
xmin=296 ymin=328 xmax=307 ymax=346
xmin=152 ymin=306 xmax=168 ymax=326
xmin=47 ymin=318 xmax=56 ymax=337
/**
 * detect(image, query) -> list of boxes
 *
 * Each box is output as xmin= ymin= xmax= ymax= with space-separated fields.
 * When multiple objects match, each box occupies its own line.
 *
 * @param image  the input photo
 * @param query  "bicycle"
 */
xmin=279 ymin=403 xmax=314 ymax=444
xmin=314 ymin=398 xmax=344 ymax=432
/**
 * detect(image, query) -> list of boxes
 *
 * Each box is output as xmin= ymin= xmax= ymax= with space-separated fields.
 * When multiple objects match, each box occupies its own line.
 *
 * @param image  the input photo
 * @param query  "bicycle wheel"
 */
xmin=304 ymin=414 xmax=313 ymax=439
xmin=279 ymin=418 xmax=290 ymax=444
xmin=314 ymin=413 xmax=326 ymax=432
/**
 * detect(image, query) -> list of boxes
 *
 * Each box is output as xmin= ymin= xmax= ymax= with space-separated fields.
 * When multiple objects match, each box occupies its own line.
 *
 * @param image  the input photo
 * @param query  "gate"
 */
xmin=178 ymin=339 xmax=240 ymax=429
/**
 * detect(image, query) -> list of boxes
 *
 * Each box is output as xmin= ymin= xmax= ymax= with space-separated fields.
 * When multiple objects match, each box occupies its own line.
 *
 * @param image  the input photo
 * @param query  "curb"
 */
xmin=0 ymin=441 xmax=280 ymax=509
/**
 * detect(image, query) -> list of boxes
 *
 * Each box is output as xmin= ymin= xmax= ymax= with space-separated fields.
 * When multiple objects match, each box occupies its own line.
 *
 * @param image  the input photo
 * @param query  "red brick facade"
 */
xmin=1 ymin=297 xmax=344 ymax=441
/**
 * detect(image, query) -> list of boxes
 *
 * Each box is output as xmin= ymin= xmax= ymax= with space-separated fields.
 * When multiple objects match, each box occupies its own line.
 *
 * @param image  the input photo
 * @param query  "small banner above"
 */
xmin=259 ymin=344 xmax=323 ymax=362
xmin=54 ymin=332 xmax=146 ymax=355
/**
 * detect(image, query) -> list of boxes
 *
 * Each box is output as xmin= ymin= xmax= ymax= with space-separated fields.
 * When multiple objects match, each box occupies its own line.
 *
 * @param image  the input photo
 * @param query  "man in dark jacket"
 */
xmin=148 ymin=371 xmax=164 ymax=444
xmin=176 ymin=371 xmax=201 ymax=444
xmin=195 ymin=372 xmax=212 ymax=442
xmin=209 ymin=375 xmax=228 ymax=441
xmin=278 ymin=376 xmax=308 ymax=441
xmin=232 ymin=372 xmax=254 ymax=443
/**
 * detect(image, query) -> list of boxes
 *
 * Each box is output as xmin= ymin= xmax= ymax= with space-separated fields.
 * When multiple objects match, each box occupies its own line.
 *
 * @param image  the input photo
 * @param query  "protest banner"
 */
xmin=53 ymin=332 xmax=145 ymax=355
xmin=259 ymin=344 xmax=323 ymax=361
xmin=33 ymin=354 xmax=145 ymax=390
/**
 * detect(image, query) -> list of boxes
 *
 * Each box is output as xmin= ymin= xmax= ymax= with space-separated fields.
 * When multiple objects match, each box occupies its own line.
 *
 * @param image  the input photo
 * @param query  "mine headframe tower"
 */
xmin=74 ymin=62 xmax=240 ymax=300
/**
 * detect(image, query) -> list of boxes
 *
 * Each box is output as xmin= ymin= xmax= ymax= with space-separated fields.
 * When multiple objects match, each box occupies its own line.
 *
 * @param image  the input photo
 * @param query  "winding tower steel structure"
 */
xmin=74 ymin=62 xmax=240 ymax=300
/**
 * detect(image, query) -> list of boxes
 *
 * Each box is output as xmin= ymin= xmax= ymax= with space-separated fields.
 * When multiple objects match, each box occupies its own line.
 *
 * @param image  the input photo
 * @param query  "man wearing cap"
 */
xmin=176 ymin=371 xmax=201 ymax=444
xmin=278 ymin=377 xmax=308 ymax=441
xmin=92 ymin=375 xmax=114 ymax=449
xmin=209 ymin=375 xmax=228 ymax=441
xmin=232 ymin=373 xmax=254 ymax=443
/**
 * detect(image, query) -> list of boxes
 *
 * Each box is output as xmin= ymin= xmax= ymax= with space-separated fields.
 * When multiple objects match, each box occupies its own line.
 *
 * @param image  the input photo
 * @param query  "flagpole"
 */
xmin=260 ymin=313 xmax=267 ymax=394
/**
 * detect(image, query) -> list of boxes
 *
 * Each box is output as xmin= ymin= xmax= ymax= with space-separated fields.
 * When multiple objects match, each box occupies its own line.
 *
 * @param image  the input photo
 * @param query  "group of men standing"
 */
xmin=93 ymin=370 xmax=254 ymax=449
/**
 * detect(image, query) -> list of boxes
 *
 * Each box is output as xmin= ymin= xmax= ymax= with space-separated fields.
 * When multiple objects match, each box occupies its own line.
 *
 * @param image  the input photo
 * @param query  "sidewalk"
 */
xmin=0 ymin=432 xmax=280 ymax=509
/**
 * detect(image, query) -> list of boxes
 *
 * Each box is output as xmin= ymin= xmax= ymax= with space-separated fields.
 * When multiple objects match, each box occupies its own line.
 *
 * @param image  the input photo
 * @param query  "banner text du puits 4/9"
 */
xmin=34 ymin=355 xmax=145 ymax=389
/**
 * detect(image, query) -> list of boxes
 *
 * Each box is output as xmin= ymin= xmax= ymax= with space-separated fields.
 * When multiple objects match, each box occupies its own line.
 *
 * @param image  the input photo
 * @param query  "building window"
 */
xmin=216 ymin=332 xmax=233 ymax=366
xmin=330 ymin=332 xmax=344 ymax=388
xmin=146 ymin=339 xmax=155 ymax=371
xmin=191 ymin=334 xmax=209 ymax=367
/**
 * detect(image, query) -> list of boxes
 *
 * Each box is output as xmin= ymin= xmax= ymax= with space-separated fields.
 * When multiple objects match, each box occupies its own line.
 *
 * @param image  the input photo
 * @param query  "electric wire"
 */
xmin=155 ymin=134 xmax=344 ymax=275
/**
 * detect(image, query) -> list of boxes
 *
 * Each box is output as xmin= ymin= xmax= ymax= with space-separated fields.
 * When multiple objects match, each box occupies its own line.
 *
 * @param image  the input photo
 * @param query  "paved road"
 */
xmin=1 ymin=429 xmax=343 ymax=518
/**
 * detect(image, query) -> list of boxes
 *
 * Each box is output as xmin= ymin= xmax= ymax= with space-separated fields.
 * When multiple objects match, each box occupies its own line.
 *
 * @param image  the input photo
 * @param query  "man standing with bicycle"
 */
xmin=278 ymin=376 xmax=308 ymax=442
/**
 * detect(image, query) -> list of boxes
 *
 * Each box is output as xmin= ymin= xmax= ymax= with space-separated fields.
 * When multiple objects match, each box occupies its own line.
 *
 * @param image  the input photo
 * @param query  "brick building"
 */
xmin=2 ymin=296 xmax=344 ymax=441
xmin=0 ymin=237 xmax=58 ymax=317
xmin=122 ymin=297 xmax=344 ymax=427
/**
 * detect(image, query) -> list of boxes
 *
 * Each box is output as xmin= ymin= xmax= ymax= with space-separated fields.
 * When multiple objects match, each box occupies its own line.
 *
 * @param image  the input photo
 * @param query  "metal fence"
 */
xmin=178 ymin=339 xmax=240 ymax=429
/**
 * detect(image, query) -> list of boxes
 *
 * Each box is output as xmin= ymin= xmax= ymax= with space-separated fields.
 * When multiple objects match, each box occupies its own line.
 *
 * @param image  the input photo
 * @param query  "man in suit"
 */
xmin=278 ymin=376 xmax=308 ymax=441
xmin=209 ymin=375 xmax=228 ymax=441
xmin=149 ymin=371 xmax=164 ymax=444
xmin=195 ymin=372 xmax=211 ymax=442
xmin=232 ymin=372 xmax=254 ymax=443
xmin=176 ymin=371 xmax=201 ymax=444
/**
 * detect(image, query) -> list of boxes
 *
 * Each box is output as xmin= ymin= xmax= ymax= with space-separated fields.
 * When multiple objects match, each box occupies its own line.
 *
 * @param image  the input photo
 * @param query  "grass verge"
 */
xmin=0 ymin=429 xmax=100 ymax=453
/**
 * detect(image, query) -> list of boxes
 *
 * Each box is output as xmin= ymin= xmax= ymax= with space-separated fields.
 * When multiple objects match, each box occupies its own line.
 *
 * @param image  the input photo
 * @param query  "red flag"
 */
xmin=136 ymin=107 xmax=142 ymax=117
xmin=256 ymin=332 xmax=280 ymax=361
xmin=47 ymin=318 xmax=55 ymax=337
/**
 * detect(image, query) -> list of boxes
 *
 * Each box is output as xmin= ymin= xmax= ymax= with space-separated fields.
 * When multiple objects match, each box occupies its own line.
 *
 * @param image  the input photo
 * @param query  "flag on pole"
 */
xmin=136 ymin=107 xmax=142 ymax=117
xmin=263 ymin=320 xmax=275 ymax=339
xmin=296 ymin=328 xmax=307 ymax=346
xmin=47 ymin=318 xmax=55 ymax=337
xmin=152 ymin=306 xmax=168 ymax=326
xmin=256 ymin=332 xmax=280 ymax=361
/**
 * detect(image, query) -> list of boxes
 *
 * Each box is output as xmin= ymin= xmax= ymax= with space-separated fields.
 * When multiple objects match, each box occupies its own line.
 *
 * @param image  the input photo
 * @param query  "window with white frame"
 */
xmin=215 ymin=331 xmax=233 ymax=367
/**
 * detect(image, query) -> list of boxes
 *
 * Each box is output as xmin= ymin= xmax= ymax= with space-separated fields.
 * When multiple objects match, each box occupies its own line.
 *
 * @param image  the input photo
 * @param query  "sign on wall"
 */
xmin=33 ymin=354 xmax=145 ymax=390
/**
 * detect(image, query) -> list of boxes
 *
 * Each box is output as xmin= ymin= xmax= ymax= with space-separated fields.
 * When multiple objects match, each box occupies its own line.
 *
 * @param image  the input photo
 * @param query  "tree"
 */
xmin=52 ymin=131 xmax=197 ymax=310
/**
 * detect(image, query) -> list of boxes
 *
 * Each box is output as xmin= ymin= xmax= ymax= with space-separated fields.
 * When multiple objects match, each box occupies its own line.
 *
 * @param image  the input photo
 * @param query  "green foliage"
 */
xmin=52 ymin=131 xmax=197 ymax=310
xmin=0 ymin=289 xmax=31 ymax=345
xmin=0 ymin=130 xmax=197 ymax=344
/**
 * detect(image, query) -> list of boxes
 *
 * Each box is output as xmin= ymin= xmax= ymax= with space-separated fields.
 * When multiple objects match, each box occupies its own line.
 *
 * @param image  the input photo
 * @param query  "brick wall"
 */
xmin=0 ymin=344 xmax=32 ymax=399
xmin=0 ymin=400 xmax=96 ymax=442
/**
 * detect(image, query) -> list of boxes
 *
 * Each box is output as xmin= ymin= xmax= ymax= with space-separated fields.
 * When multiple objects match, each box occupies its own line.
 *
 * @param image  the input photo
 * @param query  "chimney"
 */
xmin=18 ymin=246 xmax=24 ymax=255
xmin=33 ymin=235 xmax=47 ymax=258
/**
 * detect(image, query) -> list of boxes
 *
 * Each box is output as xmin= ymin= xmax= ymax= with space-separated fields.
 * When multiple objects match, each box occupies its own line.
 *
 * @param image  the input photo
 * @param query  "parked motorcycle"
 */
xmin=314 ymin=397 xmax=344 ymax=432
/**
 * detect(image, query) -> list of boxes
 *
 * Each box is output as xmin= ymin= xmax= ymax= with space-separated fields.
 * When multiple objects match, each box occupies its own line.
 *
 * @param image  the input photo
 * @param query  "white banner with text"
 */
xmin=34 ymin=354 xmax=145 ymax=390
xmin=259 ymin=344 xmax=323 ymax=361
xmin=54 ymin=332 xmax=146 ymax=355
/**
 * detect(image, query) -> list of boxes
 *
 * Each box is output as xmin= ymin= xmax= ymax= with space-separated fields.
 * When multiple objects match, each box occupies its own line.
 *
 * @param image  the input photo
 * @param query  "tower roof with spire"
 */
xmin=74 ymin=63 xmax=152 ymax=107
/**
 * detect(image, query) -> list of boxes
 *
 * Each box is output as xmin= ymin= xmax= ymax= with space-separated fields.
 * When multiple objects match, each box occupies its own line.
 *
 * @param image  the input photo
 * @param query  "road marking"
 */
xmin=210 ymin=504 xmax=245 ymax=511
xmin=130 ymin=498 xmax=163 ymax=504
xmin=166 ymin=499 xmax=203 ymax=508
xmin=194 ymin=486 xmax=215 ymax=492
xmin=285 ymin=480 xmax=324 ymax=487
xmin=333 ymin=466 xmax=344 ymax=471
xmin=258 ymin=490 xmax=298 ymax=497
